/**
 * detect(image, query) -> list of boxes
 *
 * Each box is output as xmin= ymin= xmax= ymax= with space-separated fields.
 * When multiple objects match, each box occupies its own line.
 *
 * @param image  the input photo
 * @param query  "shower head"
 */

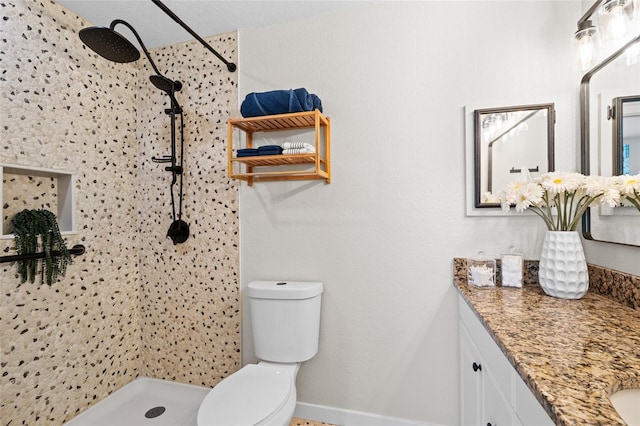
xmin=150 ymin=74 xmax=183 ymax=111
xmin=79 ymin=26 xmax=141 ymax=63
xmin=80 ymin=21 xmax=180 ymax=98
xmin=150 ymin=74 xmax=182 ymax=93
xmin=79 ymin=19 xmax=164 ymax=77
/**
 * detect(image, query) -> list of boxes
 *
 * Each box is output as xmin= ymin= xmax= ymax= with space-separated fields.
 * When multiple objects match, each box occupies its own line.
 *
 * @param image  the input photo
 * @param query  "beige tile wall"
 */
xmin=0 ymin=1 xmax=239 ymax=424
xmin=136 ymin=33 xmax=240 ymax=385
xmin=2 ymin=174 xmax=58 ymax=235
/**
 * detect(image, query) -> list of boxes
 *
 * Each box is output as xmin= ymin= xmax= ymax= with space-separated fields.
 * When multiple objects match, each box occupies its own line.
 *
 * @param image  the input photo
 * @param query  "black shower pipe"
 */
xmin=151 ymin=0 xmax=237 ymax=72
xmin=110 ymin=19 xmax=165 ymax=77
xmin=0 ymin=244 xmax=86 ymax=264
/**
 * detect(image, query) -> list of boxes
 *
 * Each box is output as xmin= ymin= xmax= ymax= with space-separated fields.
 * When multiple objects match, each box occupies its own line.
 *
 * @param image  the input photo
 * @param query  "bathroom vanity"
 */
xmin=454 ymin=259 xmax=640 ymax=425
xmin=459 ymin=295 xmax=553 ymax=425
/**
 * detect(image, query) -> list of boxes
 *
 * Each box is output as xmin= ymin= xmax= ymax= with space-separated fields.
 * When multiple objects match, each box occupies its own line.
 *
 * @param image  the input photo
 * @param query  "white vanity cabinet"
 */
xmin=458 ymin=294 xmax=553 ymax=426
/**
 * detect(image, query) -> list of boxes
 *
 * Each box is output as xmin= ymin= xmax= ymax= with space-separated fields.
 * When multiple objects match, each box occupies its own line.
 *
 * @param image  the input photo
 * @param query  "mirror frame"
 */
xmin=473 ymin=103 xmax=555 ymax=208
xmin=612 ymin=95 xmax=640 ymax=176
xmin=580 ymin=34 xmax=640 ymax=247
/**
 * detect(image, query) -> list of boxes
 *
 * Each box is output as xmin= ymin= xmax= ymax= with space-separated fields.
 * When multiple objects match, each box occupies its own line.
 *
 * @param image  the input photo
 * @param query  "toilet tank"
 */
xmin=248 ymin=281 xmax=323 ymax=363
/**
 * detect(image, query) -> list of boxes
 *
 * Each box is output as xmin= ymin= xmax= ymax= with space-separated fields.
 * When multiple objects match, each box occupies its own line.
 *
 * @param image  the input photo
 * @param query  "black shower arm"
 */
xmin=151 ymin=0 xmax=237 ymax=72
xmin=110 ymin=19 xmax=164 ymax=77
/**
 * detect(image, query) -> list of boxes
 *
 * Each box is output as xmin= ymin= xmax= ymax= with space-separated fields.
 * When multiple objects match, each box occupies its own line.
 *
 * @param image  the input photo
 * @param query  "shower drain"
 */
xmin=144 ymin=406 xmax=166 ymax=419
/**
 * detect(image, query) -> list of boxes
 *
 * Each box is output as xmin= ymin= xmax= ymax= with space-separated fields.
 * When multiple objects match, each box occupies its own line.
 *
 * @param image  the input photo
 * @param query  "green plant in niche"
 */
xmin=11 ymin=209 xmax=72 ymax=285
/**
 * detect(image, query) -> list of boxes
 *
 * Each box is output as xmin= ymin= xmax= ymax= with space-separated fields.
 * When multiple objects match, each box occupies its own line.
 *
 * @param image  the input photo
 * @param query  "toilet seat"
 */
xmin=197 ymin=364 xmax=291 ymax=426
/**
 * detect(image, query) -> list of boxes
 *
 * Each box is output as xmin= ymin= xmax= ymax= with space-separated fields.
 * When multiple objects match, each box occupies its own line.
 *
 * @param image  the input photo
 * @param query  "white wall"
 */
xmin=238 ymin=1 xmax=637 ymax=424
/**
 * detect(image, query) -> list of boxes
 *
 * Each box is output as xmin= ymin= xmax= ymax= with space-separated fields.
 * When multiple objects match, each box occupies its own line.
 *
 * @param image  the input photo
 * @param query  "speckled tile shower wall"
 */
xmin=1 ymin=0 xmax=141 ymax=423
xmin=136 ymin=32 xmax=240 ymax=386
xmin=2 ymin=174 xmax=58 ymax=234
xmin=1 ymin=0 xmax=240 ymax=424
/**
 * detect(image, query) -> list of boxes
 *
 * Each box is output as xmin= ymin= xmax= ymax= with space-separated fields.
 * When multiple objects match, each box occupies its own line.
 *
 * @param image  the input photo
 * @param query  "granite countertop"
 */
xmin=454 ymin=259 xmax=640 ymax=425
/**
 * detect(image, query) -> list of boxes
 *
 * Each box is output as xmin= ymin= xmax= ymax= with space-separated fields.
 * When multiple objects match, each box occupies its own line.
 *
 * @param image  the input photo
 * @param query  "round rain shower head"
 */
xmin=149 ymin=75 xmax=182 ymax=93
xmin=79 ymin=26 xmax=141 ymax=63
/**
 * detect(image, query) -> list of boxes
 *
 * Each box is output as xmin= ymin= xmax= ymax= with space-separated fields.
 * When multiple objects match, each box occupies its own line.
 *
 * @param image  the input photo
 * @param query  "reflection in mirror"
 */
xmin=612 ymin=95 xmax=640 ymax=175
xmin=473 ymin=104 xmax=555 ymax=208
xmin=581 ymin=34 xmax=640 ymax=246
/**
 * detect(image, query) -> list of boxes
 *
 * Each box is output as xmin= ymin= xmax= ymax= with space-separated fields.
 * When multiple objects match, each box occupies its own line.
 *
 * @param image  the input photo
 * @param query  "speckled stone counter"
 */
xmin=454 ymin=258 xmax=640 ymax=425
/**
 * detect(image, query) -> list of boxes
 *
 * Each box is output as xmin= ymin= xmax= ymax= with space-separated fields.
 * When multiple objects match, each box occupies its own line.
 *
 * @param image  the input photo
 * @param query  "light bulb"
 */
xmin=577 ymin=34 xmax=597 ymax=69
xmin=573 ymin=20 xmax=599 ymax=70
xmin=602 ymin=0 xmax=630 ymax=43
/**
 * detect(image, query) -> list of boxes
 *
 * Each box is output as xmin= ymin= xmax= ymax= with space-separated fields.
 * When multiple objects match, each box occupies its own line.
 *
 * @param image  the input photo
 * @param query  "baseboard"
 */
xmin=294 ymin=402 xmax=436 ymax=426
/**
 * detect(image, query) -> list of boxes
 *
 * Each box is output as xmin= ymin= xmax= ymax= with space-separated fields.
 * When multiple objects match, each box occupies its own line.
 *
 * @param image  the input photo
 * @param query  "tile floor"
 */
xmin=290 ymin=418 xmax=336 ymax=426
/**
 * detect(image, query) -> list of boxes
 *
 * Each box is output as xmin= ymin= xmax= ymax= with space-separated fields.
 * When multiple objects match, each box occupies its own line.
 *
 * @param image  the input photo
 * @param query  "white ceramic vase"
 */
xmin=538 ymin=231 xmax=589 ymax=299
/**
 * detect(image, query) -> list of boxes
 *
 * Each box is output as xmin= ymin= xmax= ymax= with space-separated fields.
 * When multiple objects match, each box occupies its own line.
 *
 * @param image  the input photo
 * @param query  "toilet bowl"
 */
xmin=197 ymin=362 xmax=299 ymax=426
xmin=197 ymin=281 xmax=323 ymax=426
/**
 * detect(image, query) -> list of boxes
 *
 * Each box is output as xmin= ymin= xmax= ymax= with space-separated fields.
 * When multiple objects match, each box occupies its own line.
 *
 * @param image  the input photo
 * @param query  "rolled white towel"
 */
xmin=283 ymin=142 xmax=314 ymax=150
xmin=283 ymin=147 xmax=315 ymax=155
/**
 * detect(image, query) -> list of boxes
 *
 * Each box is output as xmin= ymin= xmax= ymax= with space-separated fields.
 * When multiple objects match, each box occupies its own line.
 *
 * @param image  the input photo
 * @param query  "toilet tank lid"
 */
xmin=248 ymin=281 xmax=323 ymax=300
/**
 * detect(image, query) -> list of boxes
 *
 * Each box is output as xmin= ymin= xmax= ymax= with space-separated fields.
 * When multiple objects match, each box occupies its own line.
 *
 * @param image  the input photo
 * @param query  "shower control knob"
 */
xmin=472 ymin=362 xmax=482 ymax=372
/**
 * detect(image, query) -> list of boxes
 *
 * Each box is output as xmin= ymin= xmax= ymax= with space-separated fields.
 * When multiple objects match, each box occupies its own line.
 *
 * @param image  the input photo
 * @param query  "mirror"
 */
xmin=612 ymin=95 xmax=640 ymax=175
xmin=581 ymin=34 xmax=640 ymax=247
xmin=473 ymin=103 xmax=555 ymax=207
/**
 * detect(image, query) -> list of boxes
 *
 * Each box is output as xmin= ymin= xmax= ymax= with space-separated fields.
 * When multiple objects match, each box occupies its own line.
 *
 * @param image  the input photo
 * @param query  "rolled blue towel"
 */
xmin=241 ymin=88 xmax=323 ymax=118
xmin=236 ymin=148 xmax=258 ymax=157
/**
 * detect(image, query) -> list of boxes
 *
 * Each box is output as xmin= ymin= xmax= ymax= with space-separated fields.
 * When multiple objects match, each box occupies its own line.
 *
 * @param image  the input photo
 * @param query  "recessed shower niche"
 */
xmin=1 ymin=164 xmax=75 ymax=238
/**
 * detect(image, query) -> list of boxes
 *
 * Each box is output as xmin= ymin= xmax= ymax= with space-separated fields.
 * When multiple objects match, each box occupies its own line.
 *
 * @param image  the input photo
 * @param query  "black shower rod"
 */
xmin=0 ymin=244 xmax=86 ymax=264
xmin=151 ymin=0 xmax=237 ymax=72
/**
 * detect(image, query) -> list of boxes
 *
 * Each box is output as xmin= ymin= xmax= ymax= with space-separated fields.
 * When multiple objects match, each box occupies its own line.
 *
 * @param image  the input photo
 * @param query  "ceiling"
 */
xmin=58 ymin=0 xmax=364 ymax=49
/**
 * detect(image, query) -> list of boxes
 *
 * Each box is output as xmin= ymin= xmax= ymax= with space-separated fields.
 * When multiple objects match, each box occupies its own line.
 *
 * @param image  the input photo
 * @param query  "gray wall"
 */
xmin=237 ymin=1 xmax=638 ymax=425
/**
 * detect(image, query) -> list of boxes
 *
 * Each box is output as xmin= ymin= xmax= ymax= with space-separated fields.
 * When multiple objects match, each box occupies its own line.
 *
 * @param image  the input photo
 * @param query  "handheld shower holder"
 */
xmin=152 ymin=155 xmax=173 ymax=163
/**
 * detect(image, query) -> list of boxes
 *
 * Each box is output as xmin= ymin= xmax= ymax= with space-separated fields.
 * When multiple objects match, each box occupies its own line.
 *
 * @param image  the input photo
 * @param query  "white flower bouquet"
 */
xmin=618 ymin=174 xmax=640 ymax=211
xmin=499 ymin=172 xmax=621 ymax=231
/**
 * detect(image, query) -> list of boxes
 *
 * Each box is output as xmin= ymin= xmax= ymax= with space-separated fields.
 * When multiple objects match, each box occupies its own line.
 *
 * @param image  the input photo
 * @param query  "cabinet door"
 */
xmin=460 ymin=322 xmax=483 ymax=425
xmin=484 ymin=371 xmax=520 ymax=426
xmin=458 ymin=295 xmax=553 ymax=426
xmin=514 ymin=372 xmax=554 ymax=426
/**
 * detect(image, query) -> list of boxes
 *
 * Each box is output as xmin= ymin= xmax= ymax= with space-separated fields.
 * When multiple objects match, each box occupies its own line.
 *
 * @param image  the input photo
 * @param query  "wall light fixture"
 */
xmin=574 ymin=0 xmax=640 ymax=70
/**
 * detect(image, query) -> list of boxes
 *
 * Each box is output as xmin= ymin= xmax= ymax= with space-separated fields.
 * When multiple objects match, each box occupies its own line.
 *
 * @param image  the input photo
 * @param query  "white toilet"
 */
xmin=197 ymin=280 xmax=323 ymax=426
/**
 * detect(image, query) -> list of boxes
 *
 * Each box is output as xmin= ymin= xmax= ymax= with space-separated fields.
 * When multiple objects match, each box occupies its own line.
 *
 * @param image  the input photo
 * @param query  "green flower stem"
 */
xmin=555 ymin=193 xmax=563 ymax=230
xmin=626 ymin=194 xmax=640 ymax=211
xmin=567 ymin=191 xmax=579 ymax=230
xmin=530 ymin=207 xmax=556 ymax=230
xmin=561 ymin=192 xmax=568 ymax=230
xmin=567 ymin=194 xmax=600 ymax=231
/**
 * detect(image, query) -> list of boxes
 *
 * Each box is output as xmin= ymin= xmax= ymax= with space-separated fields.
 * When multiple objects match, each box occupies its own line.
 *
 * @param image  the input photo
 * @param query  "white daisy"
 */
xmin=482 ymin=192 xmax=500 ymax=203
xmin=584 ymin=175 xmax=620 ymax=207
xmin=537 ymin=172 xmax=584 ymax=196
xmin=513 ymin=182 xmax=544 ymax=212
xmin=500 ymin=181 xmax=526 ymax=212
xmin=499 ymin=181 xmax=543 ymax=212
xmin=498 ymin=171 xmax=633 ymax=230
xmin=617 ymin=174 xmax=640 ymax=196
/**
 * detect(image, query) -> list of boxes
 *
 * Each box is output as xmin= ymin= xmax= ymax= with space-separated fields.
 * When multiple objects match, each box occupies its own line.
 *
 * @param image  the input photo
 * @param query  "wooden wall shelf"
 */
xmin=227 ymin=110 xmax=331 ymax=185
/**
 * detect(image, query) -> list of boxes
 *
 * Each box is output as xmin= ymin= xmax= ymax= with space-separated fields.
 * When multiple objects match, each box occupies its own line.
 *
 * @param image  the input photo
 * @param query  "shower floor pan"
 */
xmin=64 ymin=376 xmax=209 ymax=426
